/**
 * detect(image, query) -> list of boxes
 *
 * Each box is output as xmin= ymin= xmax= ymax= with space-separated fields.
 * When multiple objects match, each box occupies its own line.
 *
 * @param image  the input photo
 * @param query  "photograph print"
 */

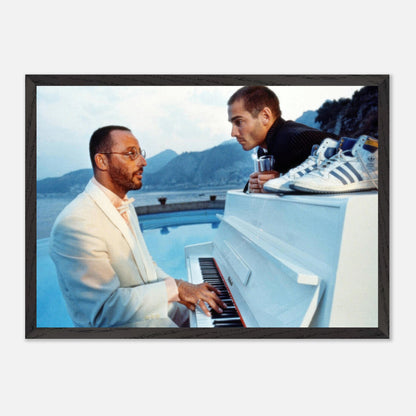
xmin=26 ymin=74 xmax=389 ymax=339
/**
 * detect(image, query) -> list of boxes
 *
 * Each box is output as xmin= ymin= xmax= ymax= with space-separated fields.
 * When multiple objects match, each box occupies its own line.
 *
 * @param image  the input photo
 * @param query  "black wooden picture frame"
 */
xmin=26 ymin=74 xmax=389 ymax=339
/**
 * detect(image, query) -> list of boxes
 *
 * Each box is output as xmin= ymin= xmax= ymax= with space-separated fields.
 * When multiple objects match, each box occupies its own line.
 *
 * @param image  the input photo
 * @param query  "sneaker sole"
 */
xmin=291 ymin=180 xmax=378 ymax=194
xmin=263 ymin=184 xmax=295 ymax=193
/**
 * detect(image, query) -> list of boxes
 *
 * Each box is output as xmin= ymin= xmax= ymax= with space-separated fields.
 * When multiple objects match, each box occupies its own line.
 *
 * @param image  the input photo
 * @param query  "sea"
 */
xmin=36 ymin=186 xmax=233 ymax=239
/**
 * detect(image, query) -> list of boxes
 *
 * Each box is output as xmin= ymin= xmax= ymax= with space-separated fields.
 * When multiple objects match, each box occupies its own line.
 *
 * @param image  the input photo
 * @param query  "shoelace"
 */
xmin=286 ymin=155 xmax=318 ymax=178
xmin=313 ymin=150 xmax=348 ymax=176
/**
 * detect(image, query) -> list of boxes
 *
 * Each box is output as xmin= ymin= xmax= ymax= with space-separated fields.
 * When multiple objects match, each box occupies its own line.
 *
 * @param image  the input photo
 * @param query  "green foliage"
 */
xmin=316 ymin=86 xmax=378 ymax=138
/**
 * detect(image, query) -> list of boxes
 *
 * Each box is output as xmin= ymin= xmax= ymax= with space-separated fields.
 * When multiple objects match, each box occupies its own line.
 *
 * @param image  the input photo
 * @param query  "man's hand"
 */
xmin=248 ymin=170 xmax=279 ymax=193
xmin=176 ymin=280 xmax=227 ymax=317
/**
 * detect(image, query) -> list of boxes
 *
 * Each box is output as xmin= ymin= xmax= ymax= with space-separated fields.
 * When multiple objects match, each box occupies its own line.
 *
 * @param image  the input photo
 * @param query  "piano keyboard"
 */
xmin=192 ymin=257 xmax=245 ymax=328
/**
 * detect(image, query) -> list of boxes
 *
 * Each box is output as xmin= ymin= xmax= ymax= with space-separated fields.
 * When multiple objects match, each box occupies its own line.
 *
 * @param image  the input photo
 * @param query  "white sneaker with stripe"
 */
xmin=263 ymin=138 xmax=339 ymax=193
xmin=291 ymin=135 xmax=378 ymax=193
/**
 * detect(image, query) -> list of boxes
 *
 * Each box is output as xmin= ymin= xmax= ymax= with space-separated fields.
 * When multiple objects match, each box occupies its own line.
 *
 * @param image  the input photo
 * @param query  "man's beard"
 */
xmin=108 ymin=164 xmax=143 ymax=192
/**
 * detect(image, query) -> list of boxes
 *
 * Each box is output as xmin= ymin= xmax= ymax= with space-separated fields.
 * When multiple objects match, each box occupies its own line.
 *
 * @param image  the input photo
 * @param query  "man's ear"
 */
xmin=94 ymin=153 xmax=108 ymax=171
xmin=260 ymin=107 xmax=273 ymax=125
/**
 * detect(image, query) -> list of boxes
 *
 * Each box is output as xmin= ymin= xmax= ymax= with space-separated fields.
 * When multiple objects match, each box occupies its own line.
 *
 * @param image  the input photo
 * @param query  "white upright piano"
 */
xmin=186 ymin=190 xmax=378 ymax=328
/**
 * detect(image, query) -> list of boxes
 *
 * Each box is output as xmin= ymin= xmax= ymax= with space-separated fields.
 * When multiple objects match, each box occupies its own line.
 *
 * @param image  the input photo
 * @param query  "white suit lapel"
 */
xmin=128 ymin=204 xmax=157 ymax=282
xmin=85 ymin=180 xmax=156 ymax=283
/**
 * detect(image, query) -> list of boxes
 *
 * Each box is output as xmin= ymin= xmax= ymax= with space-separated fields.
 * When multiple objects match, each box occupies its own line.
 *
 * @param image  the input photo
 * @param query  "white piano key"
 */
xmin=187 ymin=255 xmax=243 ymax=328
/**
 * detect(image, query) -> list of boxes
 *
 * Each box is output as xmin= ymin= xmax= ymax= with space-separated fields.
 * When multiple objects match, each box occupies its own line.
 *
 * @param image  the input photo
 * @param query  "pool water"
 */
xmin=138 ymin=209 xmax=222 ymax=281
xmin=37 ymin=238 xmax=74 ymax=327
xmin=36 ymin=209 xmax=222 ymax=327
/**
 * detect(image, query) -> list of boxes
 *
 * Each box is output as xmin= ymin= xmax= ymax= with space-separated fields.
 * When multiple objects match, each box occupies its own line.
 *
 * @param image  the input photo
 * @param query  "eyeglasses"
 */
xmin=100 ymin=148 xmax=146 ymax=161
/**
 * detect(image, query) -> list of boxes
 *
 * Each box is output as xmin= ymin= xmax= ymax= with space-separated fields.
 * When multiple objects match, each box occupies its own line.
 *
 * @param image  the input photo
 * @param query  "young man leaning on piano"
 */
xmin=227 ymin=85 xmax=339 ymax=192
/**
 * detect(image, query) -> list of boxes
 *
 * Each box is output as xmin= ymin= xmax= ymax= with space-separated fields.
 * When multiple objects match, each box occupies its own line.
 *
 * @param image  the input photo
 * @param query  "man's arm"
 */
xmin=50 ymin=220 xmax=170 ymax=327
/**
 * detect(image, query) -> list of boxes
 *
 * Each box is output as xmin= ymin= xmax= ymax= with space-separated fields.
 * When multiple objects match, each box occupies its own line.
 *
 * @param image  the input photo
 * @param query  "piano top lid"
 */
xmin=225 ymin=189 xmax=378 ymax=206
xmin=220 ymin=189 xmax=378 ymax=273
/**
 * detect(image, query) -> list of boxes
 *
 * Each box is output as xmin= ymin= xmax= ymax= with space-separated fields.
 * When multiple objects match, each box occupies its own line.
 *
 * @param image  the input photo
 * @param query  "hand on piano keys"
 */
xmin=175 ymin=279 xmax=228 ymax=317
xmin=189 ymin=258 xmax=245 ymax=328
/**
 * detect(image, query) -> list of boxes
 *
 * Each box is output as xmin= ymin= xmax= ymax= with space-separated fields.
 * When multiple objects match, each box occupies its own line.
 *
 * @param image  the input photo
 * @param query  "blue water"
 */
xmin=37 ymin=188 xmax=228 ymax=239
xmin=37 ymin=238 xmax=74 ymax=327
xmin=36 ymin=209 xmax=222 ymax=327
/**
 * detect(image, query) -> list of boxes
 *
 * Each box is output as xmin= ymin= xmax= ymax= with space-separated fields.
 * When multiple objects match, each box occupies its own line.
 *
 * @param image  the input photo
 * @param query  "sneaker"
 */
xmin=291 ymin=135 xmax=378 ymax=194
xmin=263 ymin=138 xmax=339 ymax=193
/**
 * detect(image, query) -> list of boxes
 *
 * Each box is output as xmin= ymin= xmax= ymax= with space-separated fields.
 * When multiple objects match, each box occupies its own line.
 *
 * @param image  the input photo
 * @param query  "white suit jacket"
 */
xmin=50 ymin=179 xmax=179 ymax=327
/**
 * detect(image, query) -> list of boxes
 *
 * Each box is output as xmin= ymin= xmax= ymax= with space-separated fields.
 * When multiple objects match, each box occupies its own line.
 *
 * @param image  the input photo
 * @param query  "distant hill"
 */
xmin=295 ymin=110 xmax=320 ymax=129
xmin=142 ymin=142 xmax=252 ymax=190
xmin=37 ymin=168 xmax=93 ymax=194
xmin=37 ymin=143 xmax=252 ymax=194
xmin=37 ymin=149 xmax=177 ymax=194
xmin=144 ymin=149 xmax=177 ymax=173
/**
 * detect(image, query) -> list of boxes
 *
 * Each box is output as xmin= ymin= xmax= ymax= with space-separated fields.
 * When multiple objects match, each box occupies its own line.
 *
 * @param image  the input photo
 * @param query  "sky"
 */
xmin=37 ymin=84 xmax=362 ymax=179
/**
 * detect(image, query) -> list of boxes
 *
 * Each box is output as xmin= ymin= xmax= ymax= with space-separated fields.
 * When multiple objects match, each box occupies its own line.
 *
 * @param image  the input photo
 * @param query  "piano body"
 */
xmin=186 ymin=190 xmax=378 ymax=328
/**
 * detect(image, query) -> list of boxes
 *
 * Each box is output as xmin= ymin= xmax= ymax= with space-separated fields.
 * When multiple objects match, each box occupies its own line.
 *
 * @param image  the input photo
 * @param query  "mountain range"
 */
xmin=142 ymin=149 xmax=178 ymax=173
xmin=37 ymin=141 xmax=252 ymax=194
xmin=142 ymin=141 xmax=253 ymax=191
xmin=37 ymin=86 xmax=378 ymax=194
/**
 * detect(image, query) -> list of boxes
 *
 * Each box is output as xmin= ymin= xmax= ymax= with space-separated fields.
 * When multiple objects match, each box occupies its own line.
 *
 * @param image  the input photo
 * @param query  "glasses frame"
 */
xmin=99 ymin=148 xmax=146 ymax=161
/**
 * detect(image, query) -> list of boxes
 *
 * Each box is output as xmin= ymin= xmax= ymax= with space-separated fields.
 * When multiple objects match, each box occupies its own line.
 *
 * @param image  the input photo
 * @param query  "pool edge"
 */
xmin=135 ymin=199 xmax=225 ymax=215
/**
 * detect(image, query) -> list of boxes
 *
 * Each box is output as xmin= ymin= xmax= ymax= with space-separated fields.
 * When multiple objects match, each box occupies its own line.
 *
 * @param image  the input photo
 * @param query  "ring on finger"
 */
xmin=196 ymin=299 xmax=201 ymax=306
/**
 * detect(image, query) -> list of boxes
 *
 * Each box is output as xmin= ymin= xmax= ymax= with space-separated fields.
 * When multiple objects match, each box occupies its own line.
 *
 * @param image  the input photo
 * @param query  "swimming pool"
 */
xmin=36 ymin=209 xmax=222 ymax=327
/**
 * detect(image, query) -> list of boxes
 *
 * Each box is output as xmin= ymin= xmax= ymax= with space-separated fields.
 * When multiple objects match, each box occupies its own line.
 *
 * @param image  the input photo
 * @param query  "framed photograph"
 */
xmin=26 ymin=74 xmax=389 ymax=339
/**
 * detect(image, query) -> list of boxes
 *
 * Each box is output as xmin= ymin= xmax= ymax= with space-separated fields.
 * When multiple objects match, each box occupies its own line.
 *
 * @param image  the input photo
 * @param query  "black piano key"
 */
xmin=212 ymin=320 xmax=244 ymax=327
xmin=211 ymin=311 xmax=238 ymax=319
xmin=198 ymin=257 xmax=244 ymax=328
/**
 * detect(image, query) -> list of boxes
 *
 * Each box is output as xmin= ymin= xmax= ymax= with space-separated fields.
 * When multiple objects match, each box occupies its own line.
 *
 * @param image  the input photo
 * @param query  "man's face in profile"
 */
xmin=106 ymin=130 xmax=147 ymax=193
xmin=228 ymin=99 xmax=268 ymax=151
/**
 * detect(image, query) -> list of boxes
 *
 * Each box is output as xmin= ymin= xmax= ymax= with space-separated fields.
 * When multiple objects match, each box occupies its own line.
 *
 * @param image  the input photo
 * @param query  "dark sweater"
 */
xmin=258 ymin=117 xmax=339 ymax=174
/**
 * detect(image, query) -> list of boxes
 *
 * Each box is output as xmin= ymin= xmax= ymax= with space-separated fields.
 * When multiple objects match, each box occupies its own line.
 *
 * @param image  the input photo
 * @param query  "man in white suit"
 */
xmin=50 ymin=126 xmax=226 ymax=327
